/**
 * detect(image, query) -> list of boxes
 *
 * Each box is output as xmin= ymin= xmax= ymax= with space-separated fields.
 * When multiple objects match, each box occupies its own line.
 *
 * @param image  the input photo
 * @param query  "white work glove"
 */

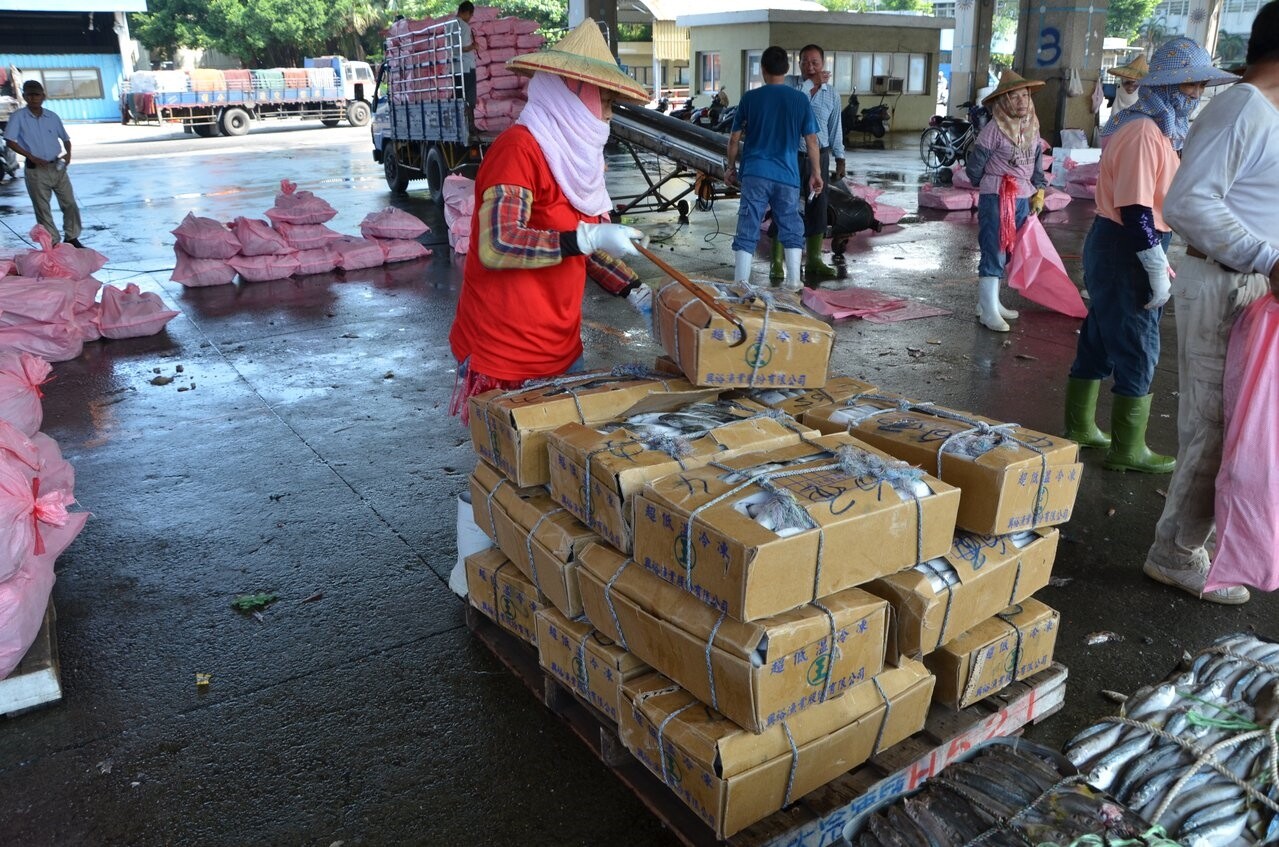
xmin=1136 ymin=245 xmax=1172 ymax=310
xmin=626 ymin=284 xmax=653 ymax=319
xmin=576 ymin=222 xmax=645 ymax=258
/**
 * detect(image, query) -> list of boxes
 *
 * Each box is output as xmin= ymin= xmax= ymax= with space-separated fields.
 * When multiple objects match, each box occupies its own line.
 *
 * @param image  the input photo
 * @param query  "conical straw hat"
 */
xmin=508 ymin=18 xmax=649 ymax=104
xmin=1109 ymin=54 xmax=1149 ymax=81
xmin=981 ymin=69 xmax=1046 ymax=105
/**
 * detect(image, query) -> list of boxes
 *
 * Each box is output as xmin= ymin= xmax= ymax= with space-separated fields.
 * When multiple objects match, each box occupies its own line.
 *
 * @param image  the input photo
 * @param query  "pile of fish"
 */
xmin=596 ymin=400 xmax=754 ymax=442
xmin=850 ymin=741 xmax=1154 ymax=846
xmin=1064 ymin=633 xmax=1279 ymax=846
xmin=913 ymin=531 xmax=1038 ymax=594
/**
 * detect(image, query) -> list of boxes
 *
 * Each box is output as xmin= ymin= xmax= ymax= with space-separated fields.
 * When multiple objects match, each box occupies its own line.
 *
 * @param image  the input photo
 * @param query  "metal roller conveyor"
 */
xmin=608 ymin=102 xmax=734 ymax=221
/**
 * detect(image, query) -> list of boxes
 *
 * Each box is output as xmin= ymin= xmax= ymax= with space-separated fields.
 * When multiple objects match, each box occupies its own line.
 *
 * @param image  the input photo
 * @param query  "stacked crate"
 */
xmin=460 ymin=278 xmax=1077 ymax=838
xmin=386 ymin=7 xmax=545 ymax=133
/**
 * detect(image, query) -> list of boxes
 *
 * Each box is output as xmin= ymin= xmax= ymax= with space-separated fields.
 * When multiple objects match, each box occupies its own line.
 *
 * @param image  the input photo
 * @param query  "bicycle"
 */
xmin=919 ymin=101 xmax=988 ymax=169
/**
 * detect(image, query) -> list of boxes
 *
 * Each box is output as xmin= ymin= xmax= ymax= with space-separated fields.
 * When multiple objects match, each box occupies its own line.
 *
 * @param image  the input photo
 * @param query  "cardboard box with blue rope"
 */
xmin=466 ymin=367 xmax=711 ymax=488
xmin=576 ymin=541 xmax=891 ymax=734
xmin=629 ymin=432 xmax=961 ymax=622
xmin=802 ymin=393 xmax=1082 ymax=536
xmin=469 ymin=460 xmax=596 ymax=618
xmin=923 ymin=598 xmax=1060 ymax=709
xmin=618 ymin=659 xmax=933 ymax=838
xmin=653 ymin=279 xmax=834 ymax=389
xmin=464 ymin=547 xmax=546 ymax=647
xmin=545 ymin=396 xmax=813 ymax=554
xmin=535 ymin=606 xmax=649 ymax=724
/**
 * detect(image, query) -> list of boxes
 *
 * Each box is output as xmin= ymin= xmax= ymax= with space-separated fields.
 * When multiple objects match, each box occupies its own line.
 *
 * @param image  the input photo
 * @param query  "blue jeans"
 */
xmin=1069 ymin=216 xmax=1169 ymax=397
xmin=977 ymin=192 xmax=1029 ymax=278
xmin=733 ymin=175 xmax=803 ymax=254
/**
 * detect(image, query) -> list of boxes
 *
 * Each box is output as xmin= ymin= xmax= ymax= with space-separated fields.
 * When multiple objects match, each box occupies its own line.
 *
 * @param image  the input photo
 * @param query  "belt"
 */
xmin=1187 ymin=245 xmax=1246 ymax=275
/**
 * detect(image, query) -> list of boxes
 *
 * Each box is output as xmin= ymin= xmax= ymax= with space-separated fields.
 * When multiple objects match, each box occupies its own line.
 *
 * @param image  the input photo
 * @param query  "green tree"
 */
xmin=1107 ymin=0 xmax=1161 ymax=39
xmin=132 ymin=0 xmax=390 ymax=65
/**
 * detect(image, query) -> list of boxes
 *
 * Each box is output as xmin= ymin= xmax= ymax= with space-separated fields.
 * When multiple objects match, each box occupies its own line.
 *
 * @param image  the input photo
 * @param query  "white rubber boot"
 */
xmin=450 ymin=490 xmax=492 ymax=597
xmin=782 ymin=248 xmax=803 ymax=292
xmin=978 ymin=276 xmax=1010 ymax=332
xmin=733 ymin=250 xmax=753 ymax=284
xmin=974 ymin=292 xmax=1020 ymax=319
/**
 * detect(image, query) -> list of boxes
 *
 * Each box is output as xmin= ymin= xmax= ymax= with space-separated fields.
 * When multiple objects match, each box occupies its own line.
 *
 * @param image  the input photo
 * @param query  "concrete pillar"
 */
xmin=113 ymin=11 xmax=137 ymax=73
xmin=568 ymin=0 xmax=621 ymax=59
xmin=951 ymin=0 xmax=997 ymax=113
xmin=1183 ymin=0 xmax=1223 ymax=59
xmin=1014 ymin=0 xmax=1109 ymax=144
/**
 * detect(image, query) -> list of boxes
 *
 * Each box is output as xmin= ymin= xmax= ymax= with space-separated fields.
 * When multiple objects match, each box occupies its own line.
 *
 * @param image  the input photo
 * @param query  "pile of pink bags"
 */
xmin=170 ymin=180 xmax=432 ymax=287
xmin=442 ymin=175 xmax=476 ymax=253
xmin=386 ymin=9 xmax=543 ymax=134
xmin=1062 ymin=161 xmax=1100 ymax=200
xmin=1 ymin=227 xmax=178 ymax=361
xmin=0 ymin=350 xmax=88 ymax=679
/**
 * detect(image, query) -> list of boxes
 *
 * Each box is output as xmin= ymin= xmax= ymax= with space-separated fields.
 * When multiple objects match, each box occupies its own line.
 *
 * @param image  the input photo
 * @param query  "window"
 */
xmin=25 ymin=68 xmax=103 ymax=100
xmin=699 ymin=52 xmax=721 ymax=93
xmin=908 ymin=54 xmax=928 ymax=94
xmin=674 ymin=64 xmax=690 ymax=86
xmin=744 ymin=49 xmax=930 ymax=96
xmin=628 ymin=65 xmax=650 ymax=85
xmin=745 ymin=50 xmax=763 ymax=90
xmin=934 ymin=1 xmax=956 ymax=15
xmin=834 ymin=53 xmax=854 ymax=93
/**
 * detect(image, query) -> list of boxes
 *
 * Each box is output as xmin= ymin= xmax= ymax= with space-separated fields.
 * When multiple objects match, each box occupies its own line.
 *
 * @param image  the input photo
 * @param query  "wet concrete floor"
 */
xmin=0 ymin=123 xmax=1271 ymax=846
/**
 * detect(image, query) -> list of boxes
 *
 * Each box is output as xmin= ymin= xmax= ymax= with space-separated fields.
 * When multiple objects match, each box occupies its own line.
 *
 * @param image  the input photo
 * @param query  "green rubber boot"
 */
xmin=804 ymin=234 xmax=838 ymax=281
xmin=769 ymin=240 xmax=785 ymax=281
xmin=1103 ymin=394 xmax=1176 ymax=474
xmin=1063 ymin=377 xmax=1111 ymax=448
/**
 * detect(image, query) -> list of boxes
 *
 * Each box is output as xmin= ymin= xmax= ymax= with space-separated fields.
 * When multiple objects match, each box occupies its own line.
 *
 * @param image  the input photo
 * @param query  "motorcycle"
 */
xmin=669 ymin=97 xmax=697 ymax=121
xmin=711 ymin=105 xmax=737 ymax=134
xmin=919 ymin=100 xmax=989 ymax=168
xmin=841 ymin=91 xmax=890 ymax=140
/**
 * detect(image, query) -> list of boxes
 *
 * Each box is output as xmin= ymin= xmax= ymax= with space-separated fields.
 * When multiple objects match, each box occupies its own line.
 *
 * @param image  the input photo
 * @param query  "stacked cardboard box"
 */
xmin=458 ymin=286 xmax=1078 ymax=835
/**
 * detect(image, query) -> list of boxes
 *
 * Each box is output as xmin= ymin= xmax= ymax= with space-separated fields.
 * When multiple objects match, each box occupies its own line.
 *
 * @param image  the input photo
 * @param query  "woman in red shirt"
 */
xmin=448 ymin=20 xmax=652 ymax=420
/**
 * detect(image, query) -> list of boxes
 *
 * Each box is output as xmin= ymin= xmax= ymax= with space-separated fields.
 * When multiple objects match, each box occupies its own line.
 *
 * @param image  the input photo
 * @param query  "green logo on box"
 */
xmin=663 ymin=750 xmax=683 ymax=786
xmin=806 ymin=645 xmax=843 ymax=688
xmin=673 ymin=535 xmax=696 ymax=571
xmin=745 ymin=342 xmax=774 ymax=369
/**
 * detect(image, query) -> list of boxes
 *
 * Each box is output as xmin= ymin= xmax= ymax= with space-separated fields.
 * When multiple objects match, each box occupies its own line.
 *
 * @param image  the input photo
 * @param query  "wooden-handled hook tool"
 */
xmin=631 ymin=241 xmax=747 ymax=347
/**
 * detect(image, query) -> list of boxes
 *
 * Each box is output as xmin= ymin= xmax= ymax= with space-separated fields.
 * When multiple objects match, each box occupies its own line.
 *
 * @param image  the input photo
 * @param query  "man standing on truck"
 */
xmin=448 ymin=20 xmax=653 ymax=421
xmin=457 ymin=1 xmax=479 ymax=128
xmin=4 ymin=79 xmax=83 ymax=247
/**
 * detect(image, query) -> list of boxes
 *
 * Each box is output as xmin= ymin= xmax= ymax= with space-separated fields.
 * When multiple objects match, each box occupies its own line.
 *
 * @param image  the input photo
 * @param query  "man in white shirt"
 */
xmin=1143 ymin=3 xmax=1279 ymax=604
xmin=784 ymin=44 xmax=845 ymax=285
xmin=3 ymin=79 xmax=83 ymax=247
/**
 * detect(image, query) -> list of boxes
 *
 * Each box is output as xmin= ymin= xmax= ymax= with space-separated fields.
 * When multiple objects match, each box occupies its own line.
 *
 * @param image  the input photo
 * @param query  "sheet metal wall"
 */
xmin=0 ymin=52 xmax=125 ymax=121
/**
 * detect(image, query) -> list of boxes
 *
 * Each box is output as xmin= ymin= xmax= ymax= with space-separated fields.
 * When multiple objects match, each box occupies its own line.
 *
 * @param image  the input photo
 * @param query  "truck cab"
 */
xmin=305 ymin=56 xmax=374 ymax=106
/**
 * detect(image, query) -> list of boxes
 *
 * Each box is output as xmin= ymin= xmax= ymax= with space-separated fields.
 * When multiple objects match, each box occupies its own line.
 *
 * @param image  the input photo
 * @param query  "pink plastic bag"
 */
xmin=442 ymin=175 xmax=476 ymax=231
xmin=0 ymin=352 xmax=52 ymax=436
xmin=331 ymin=237 xmax=387 ymax=271
xmin=0 ymin=277 xmax=77 ymax=326
xmin=1206 ymin=298 xmax=1279 ymax=591
xmin=1043 ymin=188 xmax=1073 ymax=211
xmin=0 ymin=510 xmax=87 ymax=678
xmin=229 ymin=217 xmax=292 ymax=256
xmin=1006 ymin=216 xmax=1088 ymax=318
xmin=360 ymin=208 xmax=429 ymax=241
xmin=264 ymin=179 xmax=338 ymax=225
xmin=71 ymin=277 xmax=101 ymax=311
xmin=228 ymin=252 xmax=301 ymax=282
xmin=171 ymin=247 xmax=237 ymax=288
xmin=0 ymin=323 xmax=83 ymax=362
xmin=0 ymin=419 xmax=39 ymax=473
xmin=29 ymin=432 xmax=74 ymax=501
xmin=14 ymin=226 xmax=107 ymax=279
xmin=272 ymin=221 xmax=342 ymax=251
xmin=0 ymin=459 xmax=74 ymax=584
xmin=71 ymin=304 xmax=102 ymax=342
xmin=950 ymin=166 xmax=976 ymax=190
xmin=97 ymin=284 xmax=179 ymax=339
xmin=377 ymin=239 xmax=432 ymax=263
xmin=1065 ymin=181 xmax=1096 ymax=200
xmin=172 ymin=213 xmax=241 ymax=259
xmin=918 ymin=184 xmax=978 ymax=210
xmin=294 ymin=247 xmax=338 ymax=276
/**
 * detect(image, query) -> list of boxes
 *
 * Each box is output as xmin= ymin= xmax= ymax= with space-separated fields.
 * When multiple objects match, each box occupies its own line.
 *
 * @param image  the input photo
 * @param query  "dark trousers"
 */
xmin=1069 ymin=216 xmax=1170 ymax=397
xmin=798 ymin=147 xmax=831 ymax=237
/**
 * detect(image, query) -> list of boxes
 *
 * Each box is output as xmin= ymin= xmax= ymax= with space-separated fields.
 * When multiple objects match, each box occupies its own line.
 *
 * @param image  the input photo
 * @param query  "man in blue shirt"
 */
xmin=795 ymin=44 xmax=846 ymax=283
xmin=3 ymin=80 xmax=84 ymax=247
xmin=725 ymin=46 xmax=822 ymax=291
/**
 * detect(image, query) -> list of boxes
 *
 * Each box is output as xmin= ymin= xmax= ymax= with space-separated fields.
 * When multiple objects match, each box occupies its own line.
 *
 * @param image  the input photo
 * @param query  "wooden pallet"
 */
xmin=466 ymin=605 xmax=1068 ymax=847
xmin=1 ymin=600 xmax=63 ymax=718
